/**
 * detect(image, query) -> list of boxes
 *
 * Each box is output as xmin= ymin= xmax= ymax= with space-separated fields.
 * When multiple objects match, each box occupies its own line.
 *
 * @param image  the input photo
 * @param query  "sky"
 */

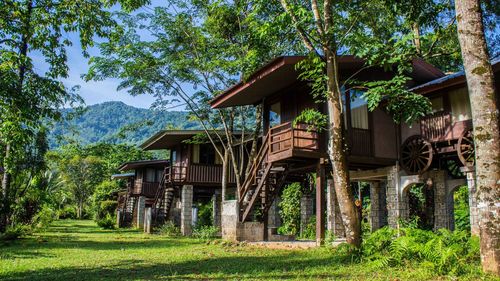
xmin=32 ymin=1 xmax=170 ymax=109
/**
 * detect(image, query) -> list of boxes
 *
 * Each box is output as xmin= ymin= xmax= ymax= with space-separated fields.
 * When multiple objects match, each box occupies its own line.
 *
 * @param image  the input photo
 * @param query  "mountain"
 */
xmin=49 ymin=101 xmax=200 ymax=148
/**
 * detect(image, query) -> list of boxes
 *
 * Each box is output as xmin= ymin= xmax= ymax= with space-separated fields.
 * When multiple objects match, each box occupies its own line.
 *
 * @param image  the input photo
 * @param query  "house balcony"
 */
xmin=166 ymin=163 xmax=236 ymax=186
xmin=268 ymin=122 xmax=326 ymax=163
xmin=131 ymin=182 xmax=159 ymax=197
xmin=420 ymin=111 xmax=472 ymax=143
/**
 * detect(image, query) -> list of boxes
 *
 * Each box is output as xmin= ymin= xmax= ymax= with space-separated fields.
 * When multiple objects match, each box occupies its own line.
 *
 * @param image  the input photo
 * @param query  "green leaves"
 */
xmin=294 ymin=108 xmax=328 ymax=133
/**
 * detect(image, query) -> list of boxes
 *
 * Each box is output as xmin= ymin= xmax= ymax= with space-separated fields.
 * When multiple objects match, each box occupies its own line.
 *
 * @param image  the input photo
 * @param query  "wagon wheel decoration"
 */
xmin=458 ymin=129 xmax=475 ymax=167
xmin=401 ymin=135 xmax=433 ymax=175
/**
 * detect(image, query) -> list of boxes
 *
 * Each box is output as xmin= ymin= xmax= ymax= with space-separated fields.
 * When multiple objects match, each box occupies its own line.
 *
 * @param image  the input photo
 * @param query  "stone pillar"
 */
xmin=300 ymin=194 xmax=313 ymax=236
xmin=326 ymin=179 xmax=345 ymax=238
xmin=213 ymin=189 xmax=222 ymax=230
xmin=461 ymin=167 xmax=480 ymax=236
xmin=386 ymin=166 xmax=399 ymax=229
xmin=429 ymin=170 xmax=448 ymax=230
xmin=181 ymin=185 xmax=193 ymax=236
xmin=144 ymin=207 xmax=152 ymax=234
xmin=268 ymin=197 xmax=281 ymax=229
xmin=116 ymin=210 xmax=122 ymax=228
xmin=136 ymin=196 xmax=146 ymax=229
xmin=369 ymin=181 xmax=386 ymax=231
xmin=221 ymin=200 xmax=239 ymax=241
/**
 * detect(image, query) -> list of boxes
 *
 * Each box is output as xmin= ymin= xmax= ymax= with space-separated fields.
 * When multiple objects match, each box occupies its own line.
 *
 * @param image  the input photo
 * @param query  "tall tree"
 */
xmin=455 ymin=0 xmax=499 ymax=275
xmin=87 ymin=0 xmax=300 ymax=199
xmin=0 ymin=0 xmax=146 ymax=231
xmin=276 ymin=0 xmax=468 ymax=246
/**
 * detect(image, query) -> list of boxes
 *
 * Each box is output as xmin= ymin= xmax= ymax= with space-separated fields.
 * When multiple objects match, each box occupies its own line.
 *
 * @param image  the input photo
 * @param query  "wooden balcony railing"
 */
xmin=165 ymin=164 xmax=236 ymax=184
xmin=420 ymin=111 xmax=452 ymax=142
xmin=131 ymin=181 xmax=159 ymax=197
xmin=269 ymin=122 xmax=321 ymax=156
xmin=141 ymin=182 xmax=159 ymax=197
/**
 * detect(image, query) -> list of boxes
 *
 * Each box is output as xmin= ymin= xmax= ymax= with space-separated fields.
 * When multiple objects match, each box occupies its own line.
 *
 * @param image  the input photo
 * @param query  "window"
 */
xmin=199 ymin=144 xmax=216 ymax=165
xmin=145 ymin=168 xmax=156 ymax=182
xmin=192 ymin=144 xmax=200 ymax=163
xmin=269 ymin=102 xmax=281 ymax=127
xmin=449 ymin=88 xmax=471 ymax=121
xmin=350 ymin=91 xmax=369 ymax=129
xmin=156 ymin=169 xmax=164 ymax=182
xmin=171 ymin=149 xmax=177 ymax=163
xmin=430 ymin=96 xmax=444 ymax=113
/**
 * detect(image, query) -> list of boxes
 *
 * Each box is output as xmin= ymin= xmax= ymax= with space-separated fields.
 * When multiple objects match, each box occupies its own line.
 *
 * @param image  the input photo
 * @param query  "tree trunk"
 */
xmin=0 ymin=144 xmax=11 ymax=232
xmin=455 ymin=0 xmax=500 ymax=275
xmin=325 ymin=52 xmax=361 ymax=247
xmin=78 ymin=199 xmax=83 ymax=219
xmin=245 ymin=104 xmax=262 ymax=179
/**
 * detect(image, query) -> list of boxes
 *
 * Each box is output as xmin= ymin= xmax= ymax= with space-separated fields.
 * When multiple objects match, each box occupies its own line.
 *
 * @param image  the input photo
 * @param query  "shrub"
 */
xmin=98 ymin=200 xmax=118 ymax=218
xmin=454 ymin=185 xmax=470 ymax=232
xmin=32 ymin=205 xmax=56 ymax=231
xmin=157 ymin=221 xmax=181 ymax=237
xmin=195 ymin=201 xmax=213 ymax=228
xmin=278 ymin=182 xmax=302 ymax=235
xmin=57 ymin=205 xmax=78 ymax=219
xmin=96 ymin=213 xmax=116 ymax=229
xmin=94 ymin=200 xmax=117 ymax=229
xmin=361 ymin=227 xmax=481 ymax=276
xmin=0 ymin=224 xmax=32 ymax=241
xmin=193 ymin=225 xmax=220 ymax=240
xmin=299 ymin=215 xmax=316 ymax=240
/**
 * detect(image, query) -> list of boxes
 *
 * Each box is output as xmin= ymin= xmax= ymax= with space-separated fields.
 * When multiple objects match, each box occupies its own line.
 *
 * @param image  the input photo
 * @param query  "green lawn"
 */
xmin=0 ymin=220 xmax=493 ymax=280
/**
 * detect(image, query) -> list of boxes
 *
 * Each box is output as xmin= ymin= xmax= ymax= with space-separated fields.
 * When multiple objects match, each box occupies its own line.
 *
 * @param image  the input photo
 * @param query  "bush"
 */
xmin=156 ymin=221 xmax=181 ymax=237
xmin=97 ymin=200 xmax=118 ymax=218
xmin=195 ymin=201 xmax=213 ymax=228
xmin=193 ymin=225 xmax=220 ymax=240
xmin=278 ymin=182 xmax=302 ymax=235
xmin=94 ymin=200 xmax=117 ymax=229
xmin=57 ymin=205 xmax=78 ymax=219
xmin=360 ymin=227 xmax=481 ymax=276
xmin=299 ymin=215 xmax=316 ymax=240
xmin=0 ymin=224 xmax=32 ymax=241
xmin=96 ymin=213 xmax=116 ymax=229
xmin=32 ymin=205 xmax=56 ymax=231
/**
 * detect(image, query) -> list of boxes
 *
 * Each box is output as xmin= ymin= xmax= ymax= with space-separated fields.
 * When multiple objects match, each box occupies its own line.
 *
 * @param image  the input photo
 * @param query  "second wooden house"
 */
xmin=139 ymin=130 xmax=238 ymax=235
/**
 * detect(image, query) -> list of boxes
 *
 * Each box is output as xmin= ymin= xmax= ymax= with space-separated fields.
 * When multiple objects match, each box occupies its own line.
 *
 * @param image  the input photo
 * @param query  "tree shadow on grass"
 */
xmin=1 ymin=236 xmax=198 ymax=254
xmin=1 ymin=253 xmax=354 ymax=281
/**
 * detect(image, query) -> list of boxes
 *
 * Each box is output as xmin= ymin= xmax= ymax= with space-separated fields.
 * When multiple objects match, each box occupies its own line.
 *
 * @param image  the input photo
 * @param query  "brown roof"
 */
xmin=210 ymin=56 xmax=444 ymax=108
xmin=118 ymin=160 xmax=169 ymax=171
xmin=411 ymin=58 xmax=500 ymax=95
xmin=140 ymin=130 xmax=241 ymax=150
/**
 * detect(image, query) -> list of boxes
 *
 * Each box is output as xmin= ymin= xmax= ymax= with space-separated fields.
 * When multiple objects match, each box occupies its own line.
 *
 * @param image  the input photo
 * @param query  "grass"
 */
xmin=0 ymin=220 xmax=494 ymax=281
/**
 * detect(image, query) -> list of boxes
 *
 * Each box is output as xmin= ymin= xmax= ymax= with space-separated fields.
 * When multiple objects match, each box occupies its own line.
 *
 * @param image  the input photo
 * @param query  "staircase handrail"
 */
xmin=238 ymin=131 xmax=270 ymax=202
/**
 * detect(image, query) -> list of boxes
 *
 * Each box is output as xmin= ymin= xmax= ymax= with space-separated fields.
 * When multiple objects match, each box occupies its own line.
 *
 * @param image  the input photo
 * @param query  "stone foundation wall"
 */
xmin=300 ymin=194 xmax=313 ymax=236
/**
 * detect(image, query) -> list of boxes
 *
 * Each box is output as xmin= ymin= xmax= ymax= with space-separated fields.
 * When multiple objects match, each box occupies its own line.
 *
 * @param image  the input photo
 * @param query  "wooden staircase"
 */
xmin=152 ymin=166 xmax=176 ymax=224
xmin=238 ymin=132 xmax=290 ymax=222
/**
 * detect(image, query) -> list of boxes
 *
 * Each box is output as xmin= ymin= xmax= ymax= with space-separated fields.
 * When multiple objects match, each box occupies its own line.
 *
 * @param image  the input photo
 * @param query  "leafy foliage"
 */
xmin=294 ymin=109 xmax=329 ymax=132
xmin=299 ymin=215 xmax=316 ymax=240
xmin=278 ymin=182 xmax=303 ymax=235
xmin=453 ymin=185 xmax=470 ymax=232
xmin=195 ymin=201 xmax=213 ymax=229
xmin=156 ymin=221 xmax=181 ymax=237
xmin=192 ymin=225 xmax=220 ymax=240
xmin=360 ymin=227 xmax=481 ymax=276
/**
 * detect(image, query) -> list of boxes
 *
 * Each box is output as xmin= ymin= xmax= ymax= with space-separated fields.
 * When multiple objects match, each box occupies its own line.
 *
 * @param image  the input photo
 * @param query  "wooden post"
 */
xmin=316 ymin=160 xmax=325 ymax=245
xmin=263 ymin=182 xmax=269 ymax=241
